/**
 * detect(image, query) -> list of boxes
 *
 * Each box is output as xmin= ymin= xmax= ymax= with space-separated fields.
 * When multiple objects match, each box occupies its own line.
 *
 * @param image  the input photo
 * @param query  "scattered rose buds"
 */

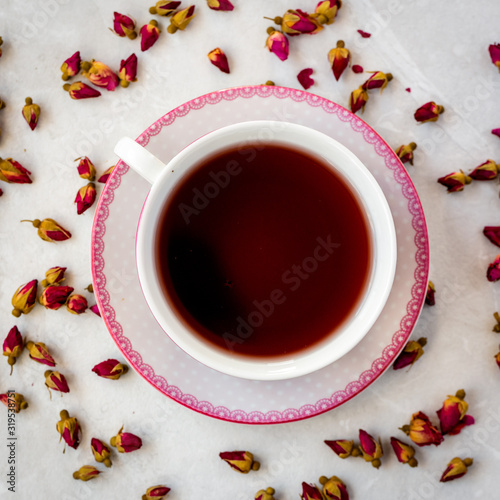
xmin=22 ymin=97 xmax=40 ymax=131
xmin=414 ymin=101 xmax=445 ymax=123
xmin=484 ymin=227 xmax=500 ymax=247
xmin=437 ymin=170 xmax=472 ymax=193
xmin=207 ymin=0 xmax=234 ymax=11
xmin=57 ymin=409 xmax=81 ymax=450
xmin=41 ymin=266 xmax=67 ymax=287
xmin=98 ymin=165 xmax=115 ymax=183
xmin=362 ymin=71 xmax=393 ymax=93
xmin=63 ymin=81 xmax=102 ymax=99
xmin=487 ymin=254 xmax=500 ymax=282
xmin=255 ymin=487 xmax=276 ymax=500
xmin=208 ymin=48 xmax=230 ymax=73
xmin=140 ymin=20 xmax=161 ymax=51
xmin=400 ymin=411 xmax=443 ymax=447
xmin=297 ymin=68 xmax=314 ymax=89
xmin=81 ymin=60 xmax=119 ymax=91
xmin=67 ymin=294 xmax=88 ymax=315
xmin=266 ymin=28 xmax=289 ymax=61
xmin=395 ymin=142 xmax=417 ymax=166
xmin=22 ymin=218 xmax=71 ymax=242
xmin=11 ymin=279 xmax=38 ymax=317
xmin=75 ymin=182 xmax=97 ymax=215
xmin=349 ymin=87 xmax=368 ymax=114
xmin=318 ymin=475 xmax=349 ymax=500
xmin=112 ymin=12 xmax=137 ymax=39
xmin=110 ymin=426 xmax=143 ymax=453
xmin=0 ymin=157 xmax=32 ymax=184
xmin=358 ymin=429 xmax=383 ymax=468
xmin=92 ymin=359 xmax=128 ymax=379
xmin=39 ymin=285 xmax=74 ymax=310
xmin=0 ymin=392 xmax=28 ymax=413
xmin=2 ymin=326 xmax=24 ymax=375
xmin=26 ymin=341 xmax=56 ymax=367
xmin=390 ymin=437 xmax=418 ymax=467
xmin=167 ymin=6 xmax=196 ymax=33
xmin=488 ymin=44 xmax=500 ymax=72
xmin=119 ymin=53 xmax=138 ymax=87
xmin=91 ymin=438 xmax=112 ymax=467
xmin=440 ymin=457 xmax=473 ymax=482
xmin=393 ymin=337 xmax=427 ymax=370
xmin=143 ymin=486 xmax=171 ymax=500
xmin=73 ymin=465 xmax=100 ymax=482
xmin=45 ymin=370 xmax=70 ymax=395
xmin=324 ymin=439 xmax=360 ymax=459
xmin=76 ymin=156 xmax=96 ymax=180
xmin=469 ymin=159 xmax=499 ymax=181
xmin=328 ymin=40 xmax=350 ymax=81
xmin=219 ymin=451 xmax=260 ymax=473
xmin=61 ymin=51 xmax=81 ymax=80
xmin=149 ymin=1 xmax=181 ymax=16
xmin=300 ymin=482 xmax=323 ymax=500
xmin=315 ymin=0 xmax=342 ymax=25
xmin=437 ymin=389 xmax=475 ymax=435
xmin=357 ymin=29 xmax=371 ymax=38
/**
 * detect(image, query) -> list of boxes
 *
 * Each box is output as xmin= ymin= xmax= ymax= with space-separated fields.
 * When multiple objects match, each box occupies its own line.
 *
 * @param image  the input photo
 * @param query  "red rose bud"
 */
xmin=297 ymin=68 xmax=314 ymax=90
xmin=73 ymin=465 xmax=100 ymax=482
xmin=44 ymin=370 xmax=70 ymax=395
xmin=22 ymin=97 xmax=40 ymax=131
xmin=440 ymin=457 xmax=473 ymax=483
xmin=414 ymin=101 xmax=445 ymax=123
xmin=425 ymin=281 xmax=435 ymax=305
xmin=11 ymin=279 xmax=38 ymax=317
xmin=90 ymin=304 xmax=101 ymax=317
xmin=207 ymin=0 xmax=234 ymax=11
xmin=390 ymin=437 xmax=418 ymax=467
xmin=76 ymin=156 xmax=96 ymax=181
xmin=57 ymin=409 xmax=81 ymax=450
xmin=361 ymin=71 xmax=393 ymax=93
xmin=352 ymin=64 xmax=363 ymax=73
xmin=208 ymin=48 xmax=230 ymax=74
xmin=324 ymin=439 xmax=360 ymax=459
xmin=395 ymin=142 xmax=417 ymax=166
xmin=266 ymin=28 xmax=289 ymax=62
xmin=81 ymin=60 xmax=119 ymax=91
xmin=437 ymin=170 xmax=472 ymax=193
xmin=110 ymin=426 xmax=143 ymax=453
xmin=22 ymin=218 xmax=71 ymax=242
xmin=112 ymin=12 xmax=137 ymax=39
xmin=119 ymin=53 xmax=138 ymax=88
xmin=98 ymin=165 xmax=115 ymax=183
xmin=39 ymin=285 xmax=74 ymax=310
xmin=393 ymin=337 xmax=427 ymax=370
xmin=328 ymin=40 xmax=350 ymax=81
xmin=315 ymin=0 xmax=342 ymax=25
xmin=0 ymin=392 xmax=28 ymax=413
xmin=0 ymin=157 xmax=32 ymax=184
xmin=140 ymin=20 xmax=161 ymax=51
xmin=67 ymin=294 xmax=88 ymax=315
xmin=63 ymin=81 xmax=101 ymax=99
xmin=143 ymin=485 xmax=171 ymax=500
xmin=26 ymin=341 xmax=56 ymax=367
xmin=3 ymin=326 xmax=24 ymax=375
xmin=277 ymin=10 xmax=323 ymax=36
xmin=255 ymin=487 xmax=276 ymax=500
xmin=484 ymin=226 xmax=500 ymax=247
xmin=359 ymin=429 xmax=383 ymax=468
xmin=167 ymin=6 xmax=196 ymax=33
xmin=149 ymin=1 xmax=181 ymax=16
xmin=319 ymin=475 xmax=349 ymax=500
xmin=75 ymin=182 xmax=97 ymax=215
xmin=61 ymin=51 xmax=81 ymax=80
xmin=469 ymin=159 xmax=499 ymax=181
xmin=400 ymin=411 xmax=443 ymax=447
xmin=91 ymin=437 xmax=112 ymax=467
xmin=41 ymin=266 xmax=67 ymax=287
xmin=349 ymin=87 xmax=369 ymax=114
xmin=300 ymin=482 xmax=323 ymax=500
xmin=436 ymin=389 xmax=474 ymax=436
xmin=92 ymin=359 xmax=128 ymax=379
xmin=219 ymin=451 xmax=260 ymax=473
xmin=487 ymin=254 xmax=500 ymax=282
xmin=495 ymin=345 xmax=500 ymax=368
xmin=358 ymin=29 xmax=371 ymax=38
xmin=492 ymin=128 xmax=500 ymax=138
xmin=488 ymin=44 xmax=500 ymax=72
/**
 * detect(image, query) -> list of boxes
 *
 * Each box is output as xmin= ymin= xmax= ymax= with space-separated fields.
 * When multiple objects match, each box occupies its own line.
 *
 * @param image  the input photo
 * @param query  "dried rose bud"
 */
xmin=349 ymin=87 xmax=369 ymax=114
xmin=73 ymin=465 xmax=100 ymax=482
xmin=219 ymin=451 xmax=260 ymax=473
xmin=488 ymin=44 xmax=500 ymax=72
xmin=266 ymin=28 xmax=289 ymax=62
xmin=400 ymin=411 xmax=443 ymax=447
xmin=3 ymin=326 xmax=24 ymax=375
xmin=255 ymin=487 xmax=275 ymax=500
xmin=437 ymin=170 xmax=472 ymax=193
xmin=90 ymin=304 xmax=101 ymax=316
xmin=45 ymin=370 xmax=70 ymax=395
xmin=297 ymin=68 xmax=314 ymax=89
xmin=484 ymin=227 xmax=500 ymax=248
xmin=487 ymin=254 xmax=500 ymax=282
xmin=0 ymin=157 xmax=32 ymax=184
xmin=437 ymin=389 xmax=475 ymax=436
xmin=207 ymin=0 xmax=234 ymax=11
xmin=26 ymin=341 xmax=56 ymax=367
xmin=22 ymin=218 xmax=71 ymax=242
xmin=492 ymin=128 xmax=500 ymax=138
xmin=395 ymin=142 xmax=417 ymax=166
xmin=328 ymin=40 xmax=350 ymax=81
xmin=110 ymin=426 xmax=143 ymax=453
xmin=318 ymin=475 xmax=349 ymax=500
xmin=425 ymin=281 xmax=435 ymax=305
xmin=39 ymin=285 xmax=74 ymax=310
xmin=358 ymin=429 xmax=383 ymax=468
xmin=208 ymin=48 xmax=230 ymax=74
xmin=0 ymin=392 xmax=28 ymax=413
xmin=92 ymin=359 xmax=128 ymax=379
xmin=324 ymin=439 xmax=360 ymax=459
xmin=495 ymin=344 xmax=500 ymax=368
xmin=41 ymin=266 xmax=67 ymax=287
xmin=91 ymin=438 xmax=112 ymax=467
xmin=57 ymin=409 xmax=81 ymax=450
xmin=469 ymin=159 xmax=499 ymax=181
xmin=112 ymin=12 xmax=137 ymax=39
xmin=61 ymin=51 xmax=81 ymax=81
xmin=390 ymin=437 xmax=418 ymax=467
xmin=273 ymin=10 xmax=323 ymax=36
xmin=167 ymin=6 xmax=196 ymax=33
xmin=314 ymin=0 xmax=342 ymax=25
xmin=22 ymin=97 xmax=41 ymax=131
xmin=143 ymin=485 xmax=171 ymax=500
xmin=362 ymin=71 xmax=393 ymax=93
xmin=81 ymin=60 xmax=119 ymax=91
xmin=440 ymin=457 xmax=473 ymax=482
xmin=493 ymin=312 xmax=500 ymax=333
xmin=98 ymin=165 xmax=115 ymax=183
xmin=67 ymin=294 xmax=88 ymax=315
xmin=11 ymin=279 xmax=38 ymax=317
xmin=76 ymin=156 xmax=96 ymax=181
xmin=63 ymin=81 xmax=102 ymax=99
xmin=352 ymin=64 xmax=363 ymax=73
xmin=358 ymin=29 xmax=371 ymax=38
xmin=140 ymin=20 xmax=161 ymax=51
xmin=414 ymin=101 xmax=445 ymax=123
xmin=393 ymin=337 xmax=427 ymax=370
xmin=300 ymin=482 xmax=323 ymax=500
xmin=119 ymin=53 xmax=138 ymax=88
xmin=149 ymin=1 xmax=181 ymax=16
xmin=0 ymin=36 xmax=3 ymax=58
xmin=75 ymin=182 xmax=97 ymax=215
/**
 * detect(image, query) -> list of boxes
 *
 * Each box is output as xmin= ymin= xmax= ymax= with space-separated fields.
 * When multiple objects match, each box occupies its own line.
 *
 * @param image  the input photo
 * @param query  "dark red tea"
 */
xmin=155 ymin=143 xmax=371 ymax=359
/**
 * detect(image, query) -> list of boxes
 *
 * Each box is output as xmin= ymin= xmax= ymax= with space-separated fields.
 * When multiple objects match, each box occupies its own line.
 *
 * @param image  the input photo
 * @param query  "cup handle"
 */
xmin=114 ymin=137 xmax=166 ymax=184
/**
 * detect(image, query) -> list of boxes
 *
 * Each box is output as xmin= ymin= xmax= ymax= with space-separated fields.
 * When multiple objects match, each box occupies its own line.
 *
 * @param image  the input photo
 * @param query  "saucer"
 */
xmin=91 ymin=86 xmax=429 ymax=424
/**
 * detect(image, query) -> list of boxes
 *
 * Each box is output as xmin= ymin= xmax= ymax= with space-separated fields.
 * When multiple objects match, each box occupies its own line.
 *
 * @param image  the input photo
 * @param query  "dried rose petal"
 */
xmin=75 ymin=156 xmax=96 ymax=181
xmin=400 ymin=411 xmax=443 ymax=447
xmin=57 ymin=409 xmax=81 ymax=450
xmin=39 ymin=285 xmax=74 ymax=310
xmin=362 ymin=71 xmax=393 ymax=93
xmin=437 ymin=170 xmax=472 ymax=193
xmin=436 ymin=389 xmax=474 ymax=436
xmin=219 ymin=451 xmax=260 ymax=473
xmin=484 ymin=227 xmax=500 ymax=247
xmin=255 ymin=487 xmax=276 ymax=500
xmin=73 ymin=465 xmax=100 ymax=482
xmin=61 ymin=51 xmax=81 ymax=81
xmin=110 ymin=426 xmax=142 ymax=453
xmin=300 ymin=482 xmax=323 ymax=500
xmin=45 ymin=370 xmax=70 ymax=394
xmin=357 ymin=29 xmax=371 ymax=38
xmin=91 ymin=438 xmax=112 ymax=467
xmin=405 ymin=87 xmax=411 ymax=92
xmin=358 ymin=429 xmax=383 ymax=468
xmin=328 ymin=40 xmax=350 ymax=81
xmin=208 ymin=48 xmax=230 ymax=74
xmin=0 ymin=392 xmax=28 ymax=413
xmin=119 ymin=53 xmax=138 ymax=87
xmin=26 ymin=341 xmax=56 ymax=367
xmin=395 ymin=142 xmax=417 ymax=166
xmin=22 ymin=218 xmax=71 ymax=242
xmin=63 ymin=81 xmax=101 ymax=99
xmin=75 ymin=182 xmax=97 ymax=215
xmin=390 ymin=437 xmax=418 ymax=467
xmin=98 ymin=165 xmax=115 ymax=183
xmin=143 ymin=485 xmax=171 ymax=500
xmin=324 ymin=439 xmax=359 ymax=459
xmin=22 ymin=97 xmax=40 ymax=131
xmin=314 ymin=0 xmax=342 ymax=25
xmin=393 ymin=337 xmax=427 ymax=370
xmin=92 ymin=359 xmax=128 ymax=379
xmin=81 ymin=60 xmax=119 ymax=91
xmin=440 ymin=457 xmax=473 ymax=482
xmin=112 ymin=12 xmax=137 ymax=39
xmin=318 ymin=475 xmax=349 ymax=500
xmin=90 ymin=304 xmax=101 ymax=317
xmin=149 ymin=1 xmax=181 ymax=16
xmin=0 ymin=157 xmax=32 ymax=184
xmin=140 ymin=20 xmax=161 ymax=51
xmin=487 ymin=254 xmax=500 ymax=282
xmin=67 ymin=294 xmax=88 ymax=315
xmin=167 ymin=6 xmax=196 ymax=33
xmin=469 ymin=159 xmax=499 ymax=181
xmin=425 ymin=281 xmax=435 ymax=305
xmin=349 ymin=87 xmax=368 ymax=114
xmin=266 ymin=28 xmax=289 ymax=62
xmin=492 ymin=128 xmax=500 ymax=138
xmin=352 ymin=64 xmax=363 ymax=73
xmin=414 ymin=101 xmax=445 ymax=123
xmin=11 ymin=279 xmax=38 ymax=317
xmin=297 ymin=68 xmax=314 ymax=89
xmin=41 ymin=266 xmax=66 ymax=288
xmin=207 ymin=0 xmax=234 ymax=11
xmin=2 ymin=326 xmax=24 ymax=375
xmin=488 ymin=44 xmax=500 ymax=72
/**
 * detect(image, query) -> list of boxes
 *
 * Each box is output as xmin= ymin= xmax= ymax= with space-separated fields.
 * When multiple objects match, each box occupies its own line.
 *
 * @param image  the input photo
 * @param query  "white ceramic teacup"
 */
xmin=114 ymin=120 xmax=397 ymax=381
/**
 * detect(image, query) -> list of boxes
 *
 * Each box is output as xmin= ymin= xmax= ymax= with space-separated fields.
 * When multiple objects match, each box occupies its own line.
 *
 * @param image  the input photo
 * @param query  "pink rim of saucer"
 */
xmin=91 ymin=85 xmax=429 ymax=425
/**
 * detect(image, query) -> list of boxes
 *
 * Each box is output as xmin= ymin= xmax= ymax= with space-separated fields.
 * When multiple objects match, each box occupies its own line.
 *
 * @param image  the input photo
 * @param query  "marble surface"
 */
xmin=0 ymin=1 xmax=499 ymax=499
